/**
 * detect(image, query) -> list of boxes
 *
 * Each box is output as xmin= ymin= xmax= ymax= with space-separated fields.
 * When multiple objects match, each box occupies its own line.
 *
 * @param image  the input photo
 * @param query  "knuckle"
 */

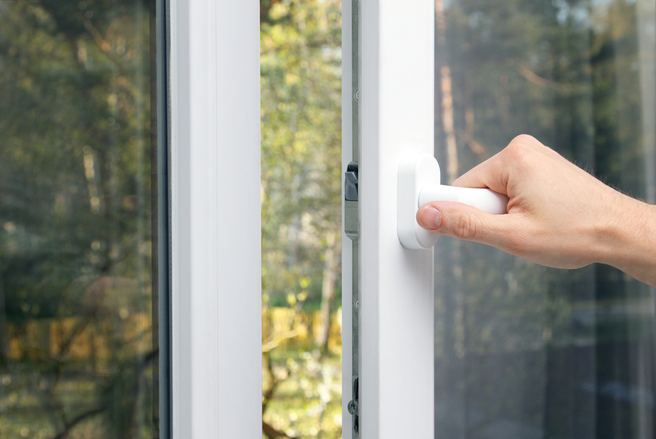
xmin=450 ymin=213 xmax=481 ymax=241
xmin=506 ymin=139 xmax=529 ymax=158
xmin=505 ymin=135 xmax=538 ymax=168
xmin=511 ymin=133 xmax=538 ymax=146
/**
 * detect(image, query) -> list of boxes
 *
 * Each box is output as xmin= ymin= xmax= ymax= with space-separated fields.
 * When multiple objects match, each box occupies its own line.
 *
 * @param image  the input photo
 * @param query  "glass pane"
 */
xmin=260 ymin=0 xmax=343 ymax=437
xmin=0 ymin=1 xmax=161 ymax=438
xmin=434 ymin=0 xmax=656 ymax=437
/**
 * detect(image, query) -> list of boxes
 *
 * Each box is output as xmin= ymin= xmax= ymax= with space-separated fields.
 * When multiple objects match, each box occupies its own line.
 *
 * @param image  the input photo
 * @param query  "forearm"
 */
xmin=599 ymin=196 xmax=656 ymax=288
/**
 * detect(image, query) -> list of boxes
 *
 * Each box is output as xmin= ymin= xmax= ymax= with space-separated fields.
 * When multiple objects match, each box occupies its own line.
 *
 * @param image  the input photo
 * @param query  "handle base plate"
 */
xmin=397 ymin=154 xmax=441 ymax=249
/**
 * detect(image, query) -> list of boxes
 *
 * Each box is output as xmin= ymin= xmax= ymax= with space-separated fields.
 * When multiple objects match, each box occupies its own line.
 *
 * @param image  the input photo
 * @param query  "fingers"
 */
xmin=452 ymin=152 xmax=511 ymax=194
xmin=417 ymin=201 xmax=526 ymax=252
xmin=452 ymin=135 xmax=545 ymax=194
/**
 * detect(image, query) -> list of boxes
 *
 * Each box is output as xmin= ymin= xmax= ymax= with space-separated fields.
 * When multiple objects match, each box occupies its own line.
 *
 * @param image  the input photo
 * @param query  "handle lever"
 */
xmin=398 ymin=154 xmax=508 ymax=249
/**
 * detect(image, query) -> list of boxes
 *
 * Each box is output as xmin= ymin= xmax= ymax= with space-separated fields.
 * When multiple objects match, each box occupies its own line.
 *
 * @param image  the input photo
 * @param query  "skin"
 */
xmin=416 ymin=134 xmax=656 ymax=288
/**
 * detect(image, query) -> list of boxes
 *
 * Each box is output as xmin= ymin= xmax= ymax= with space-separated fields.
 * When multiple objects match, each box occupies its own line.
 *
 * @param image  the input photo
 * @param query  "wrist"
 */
xmin=597 ymin=194 xmax=656 ymax=285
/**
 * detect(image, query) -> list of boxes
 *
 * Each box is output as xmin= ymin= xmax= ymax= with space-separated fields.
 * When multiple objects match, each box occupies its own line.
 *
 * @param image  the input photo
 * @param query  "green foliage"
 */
xmin=260 ymin=1 xmax=343 ymax=437
xmin=0 ymin=0 xmax=154 ymax=322
xmin=263 ymin=347 xmax=342 ymax=439
xmin=0 ymin=1 xmax=157 ymax=438
xmin=260 ymin=0 xmax=342 ymax=309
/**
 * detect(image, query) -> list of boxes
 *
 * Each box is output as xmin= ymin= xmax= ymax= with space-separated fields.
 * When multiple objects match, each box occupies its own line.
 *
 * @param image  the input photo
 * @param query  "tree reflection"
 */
xmin=434 ymin=0 xmax=656 ymax=438
xmin=0 ymin=1 xmax=158 ymax=437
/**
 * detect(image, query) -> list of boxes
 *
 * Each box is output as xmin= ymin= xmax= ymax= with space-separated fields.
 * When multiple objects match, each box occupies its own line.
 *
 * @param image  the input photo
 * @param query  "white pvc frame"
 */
xmin=169 ymin=1 xmax=261 ymax=437
xmin=343 ymin=0 xmax=435 ymax=437
xmin=169 ymin=0 xmax=434 ymax=436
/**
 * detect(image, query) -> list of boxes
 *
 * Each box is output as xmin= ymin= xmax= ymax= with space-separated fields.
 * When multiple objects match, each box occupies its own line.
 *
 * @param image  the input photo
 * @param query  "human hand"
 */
xmin=416 ymin=135 xmax=656 ymax=286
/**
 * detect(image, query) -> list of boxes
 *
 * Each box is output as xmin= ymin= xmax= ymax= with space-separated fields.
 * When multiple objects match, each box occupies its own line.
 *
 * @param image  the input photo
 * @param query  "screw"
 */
xmin=354 ymin=90 xmax=360 ymax=101
xmin=348 ymin=399 xmax=359 ymax=415
xmin=355 ymin=300 xmax=359 ymax=309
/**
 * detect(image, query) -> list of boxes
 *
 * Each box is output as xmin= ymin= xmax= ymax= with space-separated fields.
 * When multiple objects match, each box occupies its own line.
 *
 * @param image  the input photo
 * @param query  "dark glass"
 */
xmin=0 ymin=1 xmax=160 ymax=438
xmin=434 ymin=0 xmax=656 ymax=437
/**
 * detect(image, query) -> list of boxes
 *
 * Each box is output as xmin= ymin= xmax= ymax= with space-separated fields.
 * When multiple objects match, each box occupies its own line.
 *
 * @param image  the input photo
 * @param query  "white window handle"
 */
xmin=398 ymin=154 xmax=508 ymax=249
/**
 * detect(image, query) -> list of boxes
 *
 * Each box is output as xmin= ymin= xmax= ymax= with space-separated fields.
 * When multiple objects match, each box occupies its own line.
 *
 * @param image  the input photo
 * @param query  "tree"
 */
xmin=0 ymin=1 xmax=158 ymax=437
xmin=260 ymin=0 xmax=343 ymax=437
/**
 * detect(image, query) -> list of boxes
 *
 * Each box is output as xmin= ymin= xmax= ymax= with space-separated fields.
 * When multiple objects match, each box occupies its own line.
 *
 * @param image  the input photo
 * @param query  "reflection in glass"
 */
xmin=0 ymin=1 xmax=159 ymax=438
xmin=434 ymin=0 xmax=656 ymax=438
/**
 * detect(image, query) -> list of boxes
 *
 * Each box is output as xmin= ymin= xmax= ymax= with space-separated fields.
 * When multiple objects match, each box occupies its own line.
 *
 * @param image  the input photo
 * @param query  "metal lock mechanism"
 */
xmin=345 ymin=162 xmax=359 ymax=240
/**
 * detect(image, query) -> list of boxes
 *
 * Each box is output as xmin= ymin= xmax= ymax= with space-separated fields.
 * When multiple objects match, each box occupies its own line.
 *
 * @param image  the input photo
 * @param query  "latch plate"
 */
xmin=345 ymin=162 xmax=359 ymax=240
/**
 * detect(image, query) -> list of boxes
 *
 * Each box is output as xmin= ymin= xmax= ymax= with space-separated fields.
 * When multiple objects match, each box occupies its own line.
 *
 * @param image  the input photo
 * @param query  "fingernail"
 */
xmin=418 ymin=206 xmax=442 ymax=230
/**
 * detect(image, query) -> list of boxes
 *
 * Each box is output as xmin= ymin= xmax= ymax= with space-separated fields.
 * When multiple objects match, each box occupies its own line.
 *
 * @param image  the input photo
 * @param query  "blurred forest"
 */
xmin=260 ymin=0 xmax=343 ymax=437
xmin=434 ymin=0 xmax=656 ymax=437
xmin=0 ymin=1 xmax=158 ymax=438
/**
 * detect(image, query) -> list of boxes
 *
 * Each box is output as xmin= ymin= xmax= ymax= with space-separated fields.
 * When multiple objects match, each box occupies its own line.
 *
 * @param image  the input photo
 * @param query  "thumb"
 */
xmin=416 ymin=201 xmax=516 ymax=246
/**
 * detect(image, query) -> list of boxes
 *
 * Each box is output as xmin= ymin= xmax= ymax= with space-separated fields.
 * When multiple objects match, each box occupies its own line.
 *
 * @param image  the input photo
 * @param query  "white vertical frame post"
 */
xmin=358 ymin=0 xmax=435 ymax=437
xmin=169 ymin=1 xmax=261 ymax=438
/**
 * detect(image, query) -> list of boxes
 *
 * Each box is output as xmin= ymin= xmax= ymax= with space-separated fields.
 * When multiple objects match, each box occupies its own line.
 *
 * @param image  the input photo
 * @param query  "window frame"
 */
xmin=169 ymin=0 xmax=262 ymax=437
xmin=167 ymin=0 xmax=437 ymax=436
xmin=343 ymin=0 xmax=436 ymax=437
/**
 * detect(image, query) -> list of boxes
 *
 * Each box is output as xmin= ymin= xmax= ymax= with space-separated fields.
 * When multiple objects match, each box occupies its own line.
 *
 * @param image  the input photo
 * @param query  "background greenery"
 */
xmin=433 ymin=0 xmax=656 ymax=437
xmin=0 ymin=1 xmax=157 ymax=437
xmin=260 ymin=0 xmax=343 ymax=438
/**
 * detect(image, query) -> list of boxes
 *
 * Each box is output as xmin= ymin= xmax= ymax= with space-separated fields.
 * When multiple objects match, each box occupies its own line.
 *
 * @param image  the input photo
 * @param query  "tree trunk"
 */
xmin=0 ymin=271 xmax=7 ymax=365
xmin=316 ymin=231 xmax=339 ymax=351
xmin=435 ymin=1 xmax=468 ymax=435
xmin=436 ymin=0 xmax=458 ymax=184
